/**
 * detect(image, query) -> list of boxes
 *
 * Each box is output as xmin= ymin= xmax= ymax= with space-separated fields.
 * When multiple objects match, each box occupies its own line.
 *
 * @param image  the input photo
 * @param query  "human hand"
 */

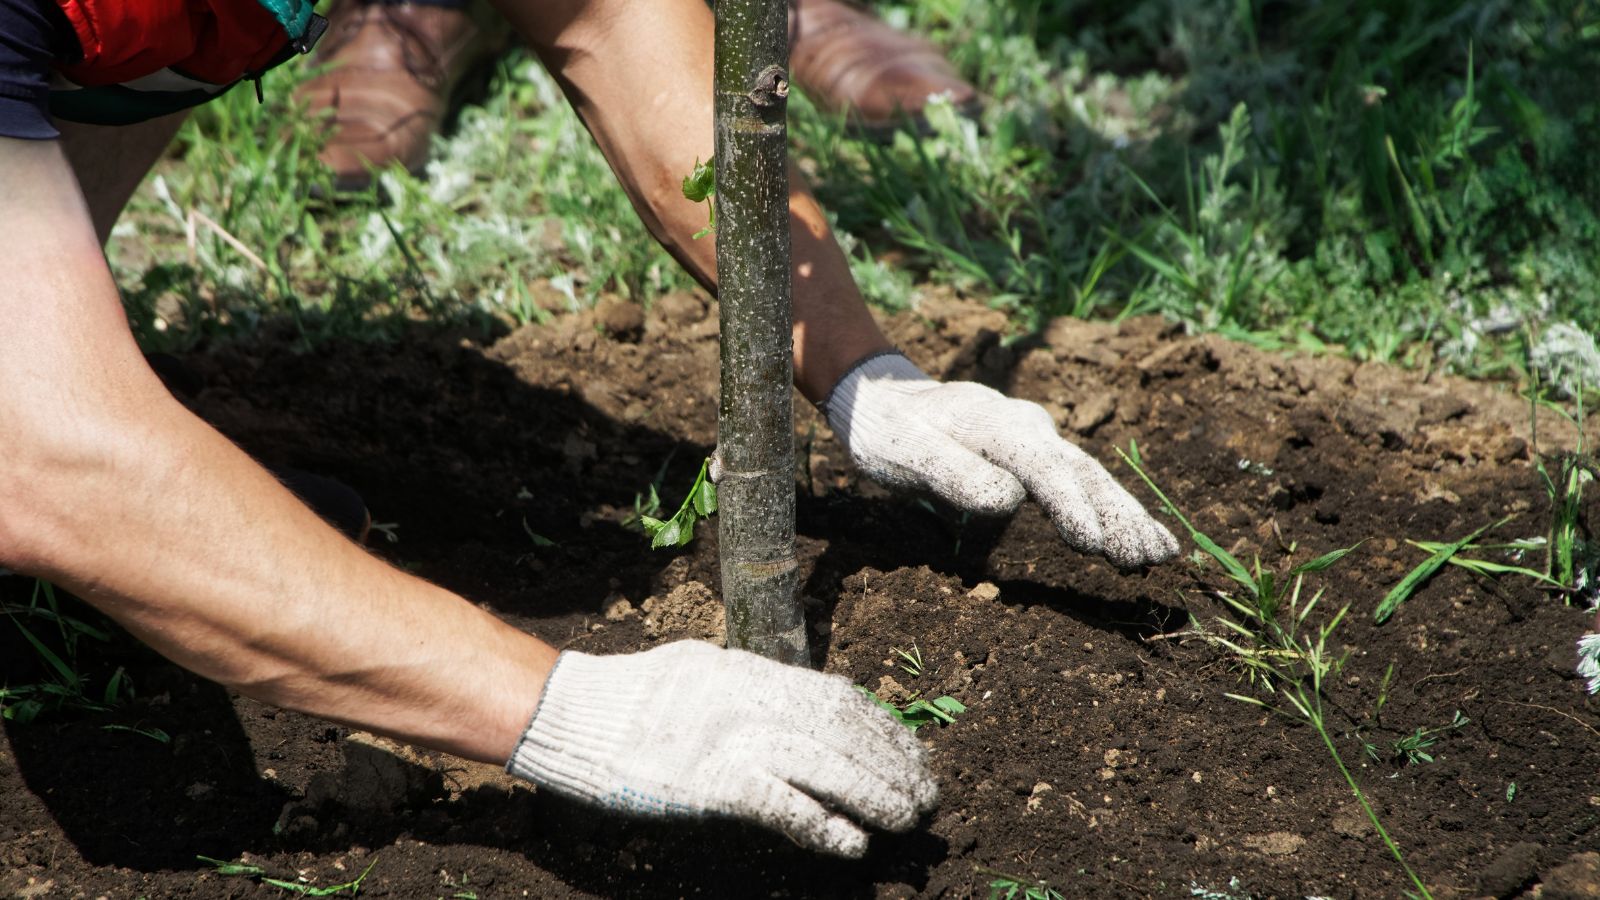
xmin=823 ymin=352 xmax=1179 ymax=569
xmin=507 ymin=641 xmax=937 ymax=857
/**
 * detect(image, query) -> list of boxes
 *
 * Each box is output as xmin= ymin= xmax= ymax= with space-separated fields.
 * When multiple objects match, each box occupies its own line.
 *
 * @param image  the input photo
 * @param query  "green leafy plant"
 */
xmin=199 ymin=855 xmax=378 ymax=896
xmin=639 ymin=457 xmax=718 ymax=549
xmin=622 ymin=452 xmax=676 ymax=533
xmin=1118 ymin=442 xmax=1433 ymax=899
xmin=858 ymin=687 xmax=966 ymax=732
xmin=681 ymin=156 xmax=716 ymax=239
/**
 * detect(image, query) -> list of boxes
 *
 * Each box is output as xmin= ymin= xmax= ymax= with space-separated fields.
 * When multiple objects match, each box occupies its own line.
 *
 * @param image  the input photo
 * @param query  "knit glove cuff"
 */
xmin=504 ymin=640 xmax=938 ymax=856
xmin=508 ymin=650 xmax=695 ymax=816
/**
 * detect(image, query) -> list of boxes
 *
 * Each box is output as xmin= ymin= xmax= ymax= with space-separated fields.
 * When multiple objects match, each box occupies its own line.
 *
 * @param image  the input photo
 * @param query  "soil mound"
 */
xmin=4 ymin=296 xmax=1597 ymax=898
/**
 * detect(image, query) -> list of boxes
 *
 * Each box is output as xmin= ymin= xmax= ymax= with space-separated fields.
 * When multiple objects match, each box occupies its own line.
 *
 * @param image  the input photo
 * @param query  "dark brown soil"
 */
xmin=4 ymin=294 xmax=1599 ymax=900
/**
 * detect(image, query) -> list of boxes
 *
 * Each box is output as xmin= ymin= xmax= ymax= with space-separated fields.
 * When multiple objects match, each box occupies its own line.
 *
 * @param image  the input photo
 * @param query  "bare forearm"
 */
xmin=0 ymin=138 xmax=555 ymax=764
xmin=17 ymin=405 xmax=552 ymax=762
xmin=499 ymin=0 xmax=891 ymax=401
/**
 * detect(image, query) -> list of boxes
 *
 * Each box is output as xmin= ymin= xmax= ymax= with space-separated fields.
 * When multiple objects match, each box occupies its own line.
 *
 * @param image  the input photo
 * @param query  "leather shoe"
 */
xmin=790 ymin=0 xmax=979 ymax=138
xmin=297 ymin=0 xmax=511 ymax=192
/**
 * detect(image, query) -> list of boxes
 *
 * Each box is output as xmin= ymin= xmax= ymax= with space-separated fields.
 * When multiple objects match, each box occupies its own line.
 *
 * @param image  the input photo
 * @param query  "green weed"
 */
xmin=1377 ymin=517 xmax=1509 ymax=623
xmin=1117 ymin=442 xmax=1360 ymax=684
xmin=858 ymin=686 xmax=966 ymax=732
xmin=198 ymin=855 xmax=378 ymax=896
xmin=894 ymin=643 xmax=926 ymax=678
xmin=1364 ymin=710 xmax=1469 ymax=767
xmin=638 ymin=457 xmax=718 ymax=550
xmin=982 ymin=868 xmax=1065 ymax=900
xmin=1 ymin=580 xmax=129 ymax=723
xmin=1119 ymin=443 xmax=1433 ymax=899
xmin=1529 ymin=386 xmax=1598 ymax=598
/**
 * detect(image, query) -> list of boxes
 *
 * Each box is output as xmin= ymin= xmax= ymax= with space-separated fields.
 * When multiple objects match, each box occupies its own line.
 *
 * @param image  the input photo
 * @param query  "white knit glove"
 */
xmin=506 ymin=641 xmax=937 ymax=857
xmin=1579 ymin=633 xmax=1600 ymax=695
xmin=824 ymin=352 xmax=1179 ymax=569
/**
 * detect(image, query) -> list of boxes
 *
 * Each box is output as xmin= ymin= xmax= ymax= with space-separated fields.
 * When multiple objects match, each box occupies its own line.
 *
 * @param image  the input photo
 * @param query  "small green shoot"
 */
xmin=1506 ymin=782 xmax=1517 ymax=802
xmin=639 ymin=457 xmax=718 ymax=549
xmin=858 ymin=686 xmax=965 ymax=732
xmin=894 ymin=643 xmax=926 ymax=678
xmin=1365 ymin=710 xmax=1468 ymax=766
xmin=520 ymin=518 xmax=558 ymax=549
xmin=1530 ymin=389 xmax=1597 ymax=596
xmin=101 ymin=723 xmax=172 ymax=744
xmin=982 ymin=868 xmax=1065 ymax=900
xmin=198 ymin=855 xmax=266 ymax=877
xmin=200 ymin=855 xmax=378 ymax=897
xmin=1371 ymin=662 xmax=1395 ymax=724
xmin=681 ymin=157 xmax=716 ymax=239
xmin=623 ymin=452 xmax=674 ymax=531
xmin=1377 ymin=517 xmax=1509 ymax=623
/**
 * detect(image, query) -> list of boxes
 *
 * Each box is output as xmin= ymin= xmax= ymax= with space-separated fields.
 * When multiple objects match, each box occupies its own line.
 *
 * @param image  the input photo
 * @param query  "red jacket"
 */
xmin=53 ymin=0 xmax=295 ymax=88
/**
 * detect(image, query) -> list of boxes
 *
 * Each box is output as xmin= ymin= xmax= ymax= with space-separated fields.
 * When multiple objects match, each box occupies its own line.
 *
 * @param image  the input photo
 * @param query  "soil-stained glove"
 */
xmin=823 ymin=352 xmax=1179 ymax=569
xmin=506 ymin=640 xmax=937 ymax=857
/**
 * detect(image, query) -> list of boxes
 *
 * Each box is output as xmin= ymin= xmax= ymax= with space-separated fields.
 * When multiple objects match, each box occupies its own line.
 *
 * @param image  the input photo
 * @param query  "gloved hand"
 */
xmin=1579 ymin=632 xmax=1600 ymax=695
xmin=507 ymin=640 xmax=937 ymax=857
xmin=823 ymin=352 xmax=1179 ymax=569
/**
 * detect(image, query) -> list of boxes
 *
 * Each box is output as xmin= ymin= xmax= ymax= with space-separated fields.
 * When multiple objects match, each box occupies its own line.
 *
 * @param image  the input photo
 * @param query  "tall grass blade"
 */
xmin=1377 ymin=518 xmax=1506 ymax=623
xmin=1291 ymin=542 xmax=1365 ymax=575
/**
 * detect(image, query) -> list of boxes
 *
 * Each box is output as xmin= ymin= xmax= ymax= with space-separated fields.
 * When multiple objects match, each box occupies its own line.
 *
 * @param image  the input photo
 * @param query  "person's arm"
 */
xmin=498 ymin=0 xmax=1179 ymax=568
xmin=0 ymin=136 xmax=932 ymax=855
xmin=494 ymin=0 xmax=888 ymax=402
xmin=0 ymin=137 xmax=556 ymax=762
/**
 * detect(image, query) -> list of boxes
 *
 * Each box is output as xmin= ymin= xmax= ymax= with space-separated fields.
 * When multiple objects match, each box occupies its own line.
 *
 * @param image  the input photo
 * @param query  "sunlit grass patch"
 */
xmin=109 ymin=0 xmax=1600 ymax=382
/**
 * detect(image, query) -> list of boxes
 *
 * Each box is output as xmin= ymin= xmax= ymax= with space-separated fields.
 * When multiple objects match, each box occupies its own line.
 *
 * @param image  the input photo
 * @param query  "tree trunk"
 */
xmin=713 ymin=0 xmax=806 ymax=665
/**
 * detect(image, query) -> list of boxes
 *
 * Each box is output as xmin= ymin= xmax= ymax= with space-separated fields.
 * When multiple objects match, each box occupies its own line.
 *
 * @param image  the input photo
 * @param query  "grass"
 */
xmin=96 ymin=0 xmax=1599 ymax=388
xmin=198 ymin=855 xmax=378 ymax=896
xmin=1530 ymin=387 xmax=1599 ymax=598
xmin=982 ymin=868 xmax=1066 ymax=900
xmin=2 ymin=580 xmax=124 ymax=724
xmin=1118 ymin=443 xmax=1434 ymax=899
xmin=1364 ymin=710 xmax=1470 ymax=767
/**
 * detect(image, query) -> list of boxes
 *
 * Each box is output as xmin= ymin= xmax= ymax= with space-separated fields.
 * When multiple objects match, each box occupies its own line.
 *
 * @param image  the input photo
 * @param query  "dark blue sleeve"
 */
xmin=0 ymin=0 xmax=77 ymax=139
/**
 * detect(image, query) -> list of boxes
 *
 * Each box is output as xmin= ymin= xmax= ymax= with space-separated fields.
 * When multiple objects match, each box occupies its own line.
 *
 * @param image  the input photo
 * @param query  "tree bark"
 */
xmin=714 ymin=0 xmax=806 ymax=665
